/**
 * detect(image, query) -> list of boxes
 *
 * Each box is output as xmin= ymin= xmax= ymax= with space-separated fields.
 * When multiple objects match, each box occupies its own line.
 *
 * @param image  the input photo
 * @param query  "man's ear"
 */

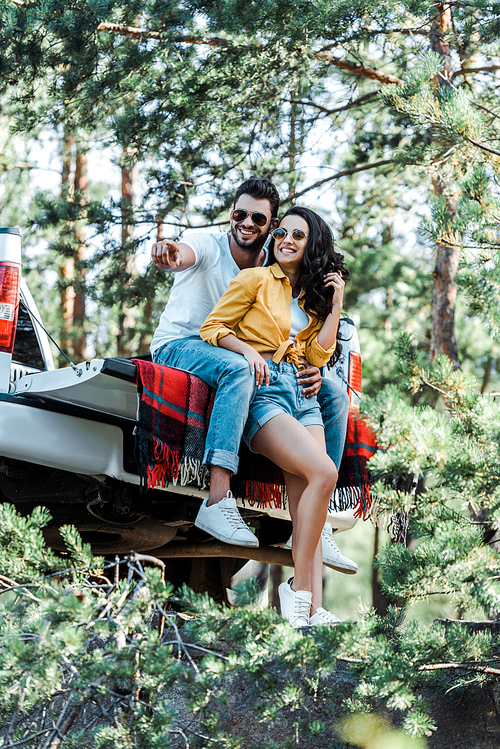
xmin=270 ymin=217 xmax=279 ymax=230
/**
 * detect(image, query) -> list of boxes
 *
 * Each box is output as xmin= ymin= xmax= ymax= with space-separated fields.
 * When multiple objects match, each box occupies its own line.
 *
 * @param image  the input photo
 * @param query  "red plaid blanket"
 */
xmin=134 ymin=360 xmax=376 ymax=516
xmin=337 ymin=409 xmax=378 ymax=518
xmin=133 ymin=359 xmax=215 ymax=490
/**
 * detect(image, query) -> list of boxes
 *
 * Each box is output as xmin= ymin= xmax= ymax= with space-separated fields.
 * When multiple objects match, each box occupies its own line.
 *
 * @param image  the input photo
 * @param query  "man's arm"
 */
xmin=151 ymin=239 xmax=196 ymax=272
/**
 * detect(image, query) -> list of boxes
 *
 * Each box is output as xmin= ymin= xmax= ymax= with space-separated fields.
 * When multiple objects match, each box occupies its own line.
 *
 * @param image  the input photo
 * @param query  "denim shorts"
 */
xmin=243 ymin=360 xmax=323 ymax=450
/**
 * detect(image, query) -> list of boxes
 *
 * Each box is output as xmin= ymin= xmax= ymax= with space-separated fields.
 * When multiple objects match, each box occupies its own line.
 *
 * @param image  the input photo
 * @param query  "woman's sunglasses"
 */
xmin=271 ymin=227 xmax=307 ymax=241
xmin=231 ymin=209 xmax=270 ymax=227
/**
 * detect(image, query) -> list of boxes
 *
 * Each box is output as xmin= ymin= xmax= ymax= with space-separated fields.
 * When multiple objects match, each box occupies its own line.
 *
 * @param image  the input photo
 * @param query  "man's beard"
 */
xmin=230 ymin=225 xmax=269 ymax=253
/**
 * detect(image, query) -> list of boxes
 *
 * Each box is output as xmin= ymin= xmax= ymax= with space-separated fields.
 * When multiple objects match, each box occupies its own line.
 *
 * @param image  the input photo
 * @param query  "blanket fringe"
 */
xmin=366 ymin=496 xmax=412 ymax=543
xmin=241 ymin=479 xmax=287 ymax=510
xmin=174 ymin=457 xmax=211 ymax=490
xmin=331 ymin=486 xmax=360 ymax=513
xmin=134 ymin=428 xmax=179 ymax=491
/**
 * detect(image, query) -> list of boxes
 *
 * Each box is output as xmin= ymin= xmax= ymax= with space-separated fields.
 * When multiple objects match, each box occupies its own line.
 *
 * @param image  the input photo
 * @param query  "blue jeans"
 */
xmin=153 ymin=336 xmax=256 ymax=474
xmin=317 ymin=377 xmax=350 ymax=469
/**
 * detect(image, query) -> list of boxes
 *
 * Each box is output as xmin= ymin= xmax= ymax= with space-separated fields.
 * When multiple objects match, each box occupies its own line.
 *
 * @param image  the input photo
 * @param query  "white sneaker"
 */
xmin=286 ymin=523 xmax=358 ymax=573
xmin=278 ymin=578 xmax=312 ymax=628
xmin=321 ymin=523 xmax=358 ymax=573
xmin=195 ymin=491 xmax=259 ymax=547
xmin=309 ymin=607 xmax=342 ymax=626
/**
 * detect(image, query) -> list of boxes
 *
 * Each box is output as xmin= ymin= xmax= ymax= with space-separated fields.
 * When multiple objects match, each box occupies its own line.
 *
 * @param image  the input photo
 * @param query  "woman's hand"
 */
xmin=216 ymin=334 xmax=269 ymax=387
xmin=243 ymin=349 xmax=270 ymax=388
xmin=324 ymin=271 xmax=345 ymax=309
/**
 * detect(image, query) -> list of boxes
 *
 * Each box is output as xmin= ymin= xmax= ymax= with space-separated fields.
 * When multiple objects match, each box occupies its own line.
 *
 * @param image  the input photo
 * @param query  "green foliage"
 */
xmin=0 ymin=475 xmax=499 ymax=747
xmin=0 ymin=509 xmax=297 ymax=744
xmin=359 ymin=338 xmax=500 ymax=620
xmin=1 ymin=0 xmax=500 ymax=372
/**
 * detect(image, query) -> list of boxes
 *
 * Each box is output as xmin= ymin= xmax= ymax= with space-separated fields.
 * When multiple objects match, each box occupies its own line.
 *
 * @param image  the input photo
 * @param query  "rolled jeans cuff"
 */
xmin=203 ymin=447 xmax=239 ymax=475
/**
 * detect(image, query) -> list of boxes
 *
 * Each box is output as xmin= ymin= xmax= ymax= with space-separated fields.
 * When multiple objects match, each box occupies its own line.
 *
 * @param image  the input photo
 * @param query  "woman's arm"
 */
xmin=200 ymin=272 xmax=255 ymax=345
xmin=316 ymin=272 xmax=345 ymax=351
xmin=217 ymin=333 xmax=270 ymax=388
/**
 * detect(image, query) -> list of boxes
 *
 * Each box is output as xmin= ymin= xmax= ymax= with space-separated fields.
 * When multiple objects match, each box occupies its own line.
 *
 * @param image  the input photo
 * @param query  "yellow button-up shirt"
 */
xmin=199 ymin=263 xmax=336 ymax=368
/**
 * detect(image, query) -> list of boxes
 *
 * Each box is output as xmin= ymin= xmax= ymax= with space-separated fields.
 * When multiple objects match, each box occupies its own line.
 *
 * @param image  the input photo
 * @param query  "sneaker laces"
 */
xmin=219 ymin=504 xmax=250 ymax=531
xmin=292 ymin=593 xmax=311 ymax=625
xmin=326 ymin=537 xmax=341 ymax=552
xmin=316 ymin=607 xmax=341 ymax=623
xmin=322 ymin=528 xmax=340 ymax=552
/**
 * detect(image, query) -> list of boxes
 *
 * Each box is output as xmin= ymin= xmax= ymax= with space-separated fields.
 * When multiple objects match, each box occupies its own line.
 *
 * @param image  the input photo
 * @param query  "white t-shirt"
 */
xmin=289 ymin=294 xmax=309 ymax=340
xmin=150 ymin=232 xmax=241 ymax=354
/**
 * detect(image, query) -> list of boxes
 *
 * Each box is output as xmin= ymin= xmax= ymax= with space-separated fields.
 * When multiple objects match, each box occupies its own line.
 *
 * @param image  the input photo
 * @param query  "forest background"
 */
xmin=2 ymin=0 xmax=500 ymax=746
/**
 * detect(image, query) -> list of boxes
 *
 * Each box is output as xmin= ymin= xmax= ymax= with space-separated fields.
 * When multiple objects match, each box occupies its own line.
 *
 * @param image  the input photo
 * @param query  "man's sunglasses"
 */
xmin=231 ymin=209 xmax=270 ymax=227
xmin=271 ymin=227 xmax=308 ymax=241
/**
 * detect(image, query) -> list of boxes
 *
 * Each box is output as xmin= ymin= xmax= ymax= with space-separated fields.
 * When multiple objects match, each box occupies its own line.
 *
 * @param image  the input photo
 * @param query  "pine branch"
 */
xmin=366 ymin=26 xmax=431 ymax=37
xmin=286 ymin=91 xmax=379 ymax=115
xmin=97 ymin=22 xmax=229 ymax=46
xmin=473 ymin=103 xmax=500 ymax=123
xmin=419 ymin=662 xmax=500 ymax=676
xmin=315 ymin=52 xmax=403 ymax=85
xmin=336 ymin=656 xmax=500 ymax=677
xmin=40 ymin=699 xmax=81 ymax=749
xmin=465 ymin=135 xmax=500 ymax=158
xmin=159 ymin=606 xmax=200 ymax=674
xmin=280 ymin=159 xmax=393 ymax=203
xmin=4 ymin=729 xmax=55 ymax=748
xmin=452 ymin=65 xmax=500 ymax=79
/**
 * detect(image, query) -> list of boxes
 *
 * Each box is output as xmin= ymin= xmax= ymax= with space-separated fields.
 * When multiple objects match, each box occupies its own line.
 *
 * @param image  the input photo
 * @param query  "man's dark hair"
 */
xmin=234 ymin=177 xmax=280 ymax=218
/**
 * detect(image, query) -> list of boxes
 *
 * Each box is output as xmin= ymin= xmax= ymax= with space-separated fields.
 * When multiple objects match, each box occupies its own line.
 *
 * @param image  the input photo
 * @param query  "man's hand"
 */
xmin=296 ymin=360 xmax=322 ymax=398
xmin=151 ymin=239 xmax=196 ymax=272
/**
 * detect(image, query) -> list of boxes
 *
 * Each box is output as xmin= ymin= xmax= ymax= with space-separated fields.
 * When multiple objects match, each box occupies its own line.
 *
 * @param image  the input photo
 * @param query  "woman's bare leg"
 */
xmin=250 ymin=415 xmax=337 ymax=595
xmin=282 ymin=425 xmax=332 ymax=614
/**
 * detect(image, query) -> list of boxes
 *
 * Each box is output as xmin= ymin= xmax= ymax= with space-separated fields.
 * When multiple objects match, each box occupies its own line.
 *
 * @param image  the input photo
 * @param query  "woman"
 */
xmin=200 ymin=206 xmax=348 ymax=627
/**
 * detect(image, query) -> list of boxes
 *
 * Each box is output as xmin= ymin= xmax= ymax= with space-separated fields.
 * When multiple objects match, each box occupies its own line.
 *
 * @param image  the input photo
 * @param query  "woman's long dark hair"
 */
xmin=268 ymin=206 xmax=350 ymax=365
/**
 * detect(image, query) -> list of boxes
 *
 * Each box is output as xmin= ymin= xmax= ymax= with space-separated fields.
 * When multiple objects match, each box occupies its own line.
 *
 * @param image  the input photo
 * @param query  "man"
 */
xmin=151 ymin=177 xmax=354 ymax=571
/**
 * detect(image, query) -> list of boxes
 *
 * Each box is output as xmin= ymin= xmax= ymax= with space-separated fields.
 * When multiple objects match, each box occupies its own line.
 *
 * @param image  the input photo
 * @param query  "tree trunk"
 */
xmin=271 ymin=564 xmax=283 ymax=610
xmin=431 ymin=232 xmax=461 ymax=367
xmin=137 ymin=219 xmax=163 ymax=355
xmin=59 ymin=131 xmax=87 ymax=363
xmin=59 ymin=128 xmax=75 ymax=361
xmin=429 ymin=3 xmax=461 ymax=368
xmin=284 ymin=84 xmax=298 ymax=201
xmin=72 ymin=143 xmax=88 ymax=361
xmin=117 ymin=148 xmax=137 ymax=358
xmin=372 ymin=527 xmax=391 ymax=616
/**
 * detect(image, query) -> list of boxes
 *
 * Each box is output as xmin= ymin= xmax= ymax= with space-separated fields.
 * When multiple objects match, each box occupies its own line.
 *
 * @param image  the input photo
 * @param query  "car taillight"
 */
xmin=0 ymin=262 xmax=20 ymax=353
xmin=0 ymin=228 xmax=22 ymax=356
xmin=348 ymin=351 xmax=362 ymax=410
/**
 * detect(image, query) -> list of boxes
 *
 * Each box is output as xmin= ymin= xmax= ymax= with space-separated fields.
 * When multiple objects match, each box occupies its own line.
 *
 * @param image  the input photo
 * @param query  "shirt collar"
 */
xmin=270 ymin=262 xmax=306 ymax=302
xmin=269 ymin=262 xmax=287 ymax=279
